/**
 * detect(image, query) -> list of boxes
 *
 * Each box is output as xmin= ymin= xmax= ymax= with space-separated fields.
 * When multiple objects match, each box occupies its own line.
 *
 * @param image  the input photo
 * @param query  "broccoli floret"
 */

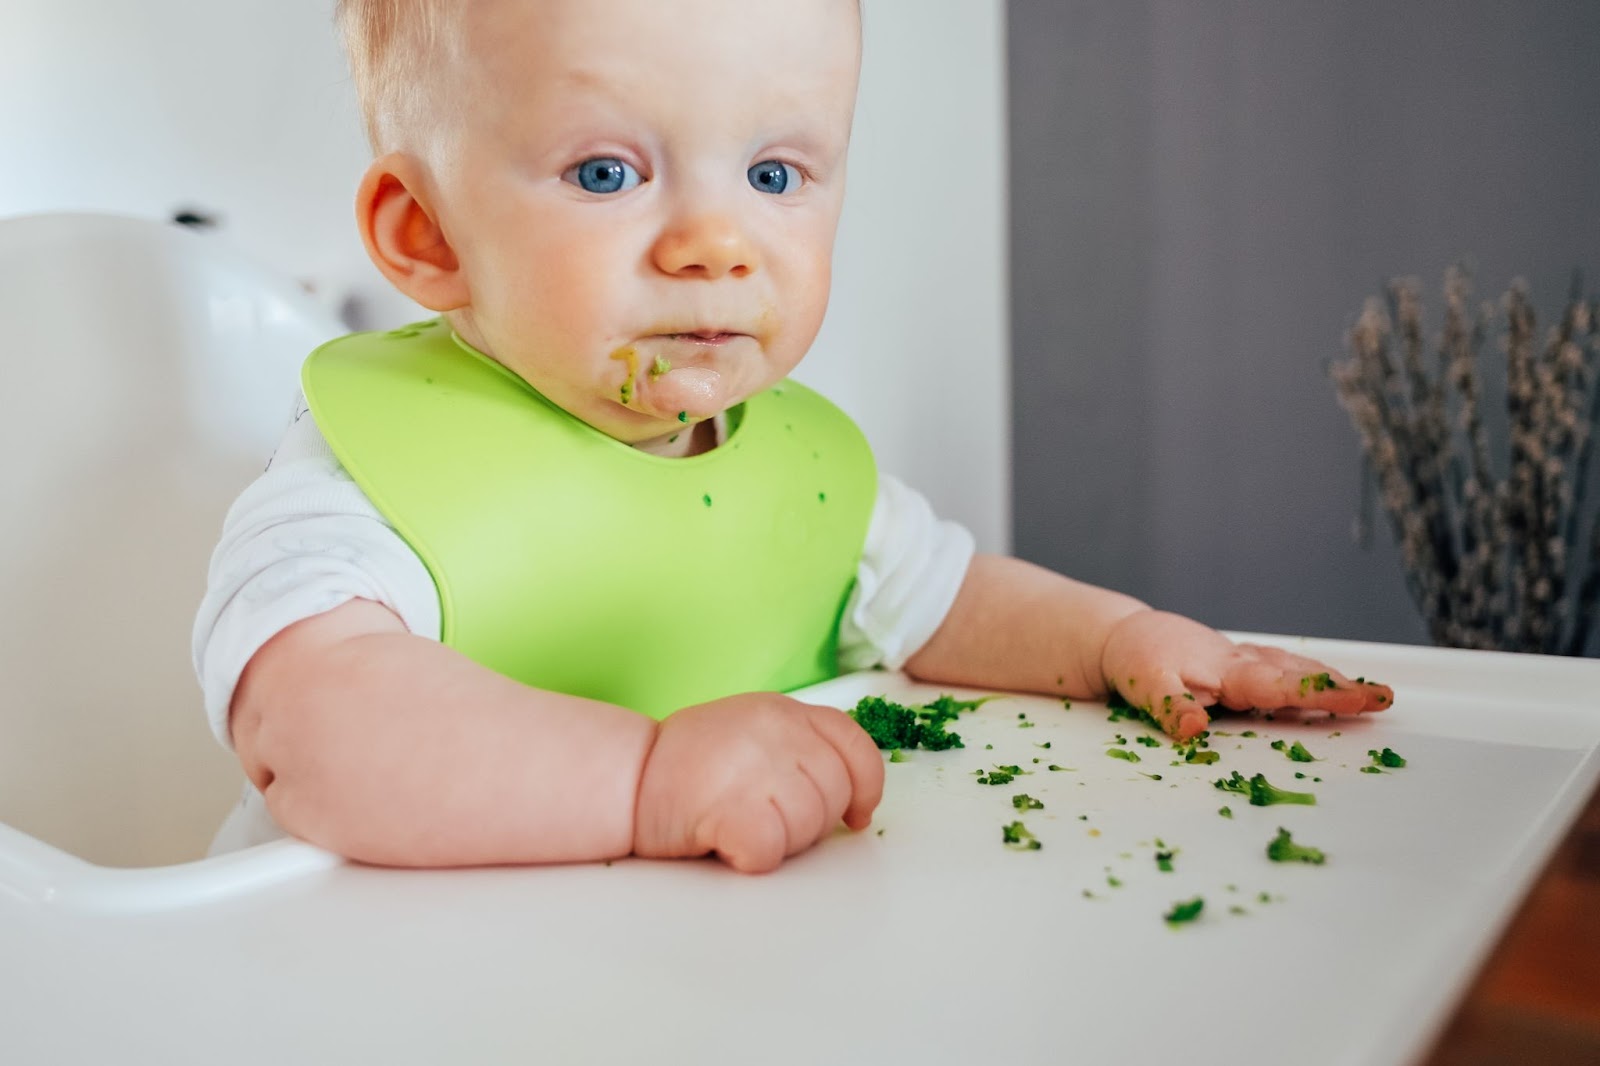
xmin=916 ymin=718 xmax=965 ymax=751
xmin=851 ymin=693 xmax=986 ymax=751
xmin=1012 ymin=793 xmax=1044 ymax=811
xmin=1266 ymin=827 xmax=1327 ymax=864
xmin=1164 ymin=897 xmax=1204 ymax=926
xmin=850 ymin=697 xmax=921 ymax=750
xmin=1002 ymin=820 xmax=1042 ymax=850
xmin=1213 ymin=771 xmax=1317 ymax=807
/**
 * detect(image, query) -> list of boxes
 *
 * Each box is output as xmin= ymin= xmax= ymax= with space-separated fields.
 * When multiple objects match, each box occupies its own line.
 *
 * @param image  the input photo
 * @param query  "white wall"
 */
xmin=1 ymin=0 xmax=1010 ymax=551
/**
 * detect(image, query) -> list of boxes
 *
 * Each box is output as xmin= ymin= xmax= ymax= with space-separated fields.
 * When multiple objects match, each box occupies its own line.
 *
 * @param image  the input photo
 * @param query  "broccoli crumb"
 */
xmin=1001 ymin=820 xmax=1042 ymax=850
xmin=1270 ymin=739 xmax=1318 ymax=762
xmin=1109 ymin=734 xmax=1128 ymax=745
xmin=1036 ymin=741 xmax=1053 ymax=750
xmin=649 ymin=355 xmax=671 ymax=378
xmin=1299 ymin=672 xmax=1335 ymax=696
xmin=1105 ymin=690 xmax=1163 ymax=730
xmin=1229 ymin=905 xmax=1248 ymax=916
xmin=1241 ymin=730 xmax=1258 ymax=738
xmin=1218 ymin=806 xmax=1233 ymax=818
xmin=677 ymin=410 xmax=689 ymax=422
xmin=1061 ymin=698 xmax=1072 ymax=709
xmin=1359 ymin=766 xmax=1383 ymax=774
xmin=1135 ymin=735 xmax=1161 ymax=748
xmin=1164 ymin=898 xmax=1204 ymax=926
xmin=1012 ymin=793 xmax=1044 ymax=811
xmin=888 ymin=749 xmax=907 ymax=763
xmin=1047 ymin=764 xmax=1075 ymax=772
xmin=1107 ymin=874 xmax=1123 ymax=888
xmin=1155 ymin=848 xmax=1177 ymax=872
xmin=1106 ymin=748 xmax=1142 ymax=763
xmin=1140 ymin=772 xmax=1164 ymax=781
xmin=1369 ymin=746 xmax=1407 ymax=768
xmin=1213 ymin=771 xmax=1317 ymax=806
xmin=1266 ymin=827 xmax=1327 ymax=864
xmin=1018 ymin=720 xmax=1036 ymax=729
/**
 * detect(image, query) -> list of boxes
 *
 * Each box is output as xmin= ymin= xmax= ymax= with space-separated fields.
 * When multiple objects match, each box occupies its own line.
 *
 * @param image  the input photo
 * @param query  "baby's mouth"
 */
xmin=660 ymin=330 xmax=744 ymax=346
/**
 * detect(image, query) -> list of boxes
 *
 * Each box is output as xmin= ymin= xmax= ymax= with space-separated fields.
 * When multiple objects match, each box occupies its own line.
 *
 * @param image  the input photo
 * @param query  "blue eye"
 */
xmin=564 ymin=157 xmax=643 ymax=194
xmin=748 ymin=160 xmax=801 ymax=195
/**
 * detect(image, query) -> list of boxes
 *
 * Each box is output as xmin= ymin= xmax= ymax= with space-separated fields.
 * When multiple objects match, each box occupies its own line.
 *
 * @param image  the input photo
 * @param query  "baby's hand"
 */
xmin=633 ymin=692 xmax=886 ymax=874
xmin=1099 ymin=611 xmax=1394 ymax=740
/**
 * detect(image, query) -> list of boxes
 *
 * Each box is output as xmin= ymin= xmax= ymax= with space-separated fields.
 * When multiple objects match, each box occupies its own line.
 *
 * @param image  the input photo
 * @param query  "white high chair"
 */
xmin=0 ymin=212 xmax=342 ymax=868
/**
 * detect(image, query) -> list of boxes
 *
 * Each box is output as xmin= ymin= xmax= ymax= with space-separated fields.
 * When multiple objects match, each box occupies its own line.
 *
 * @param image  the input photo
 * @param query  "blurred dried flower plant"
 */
xmin=1331 ymin=268 xmax=1600 ymax=655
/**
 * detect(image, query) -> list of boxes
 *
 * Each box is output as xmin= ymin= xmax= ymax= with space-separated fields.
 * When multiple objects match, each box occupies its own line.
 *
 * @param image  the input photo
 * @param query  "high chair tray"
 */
xmin=3 ymin=634 xmax=1597 ymax=1066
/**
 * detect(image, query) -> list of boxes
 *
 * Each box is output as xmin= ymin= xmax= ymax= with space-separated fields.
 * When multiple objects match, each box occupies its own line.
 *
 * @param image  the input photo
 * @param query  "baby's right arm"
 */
xmin=231 ymin=598 xmax=882 ymax=870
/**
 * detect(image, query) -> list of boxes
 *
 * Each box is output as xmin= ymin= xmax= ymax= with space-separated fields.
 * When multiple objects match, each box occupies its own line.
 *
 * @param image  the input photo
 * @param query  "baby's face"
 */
xmin=431 ymin=0 xmax=861 ymax=449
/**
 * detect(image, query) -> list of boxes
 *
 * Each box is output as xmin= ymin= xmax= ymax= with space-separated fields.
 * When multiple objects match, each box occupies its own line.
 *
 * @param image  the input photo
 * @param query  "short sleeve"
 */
xmin=191 ymin=395 xmax=442 ymax=750
xmin=837 ymin=473 xmax=975 ymax=671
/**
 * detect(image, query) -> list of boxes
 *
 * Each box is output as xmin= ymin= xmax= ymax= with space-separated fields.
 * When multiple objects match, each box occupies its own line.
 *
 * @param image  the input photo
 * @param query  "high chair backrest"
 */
xmin=0 ymin=212 xmax=342 ymax=867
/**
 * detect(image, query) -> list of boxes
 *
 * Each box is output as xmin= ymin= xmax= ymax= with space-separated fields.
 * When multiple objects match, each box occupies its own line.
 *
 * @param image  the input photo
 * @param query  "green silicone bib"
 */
xmin=302 ymin=318 xmax=877 ymax=718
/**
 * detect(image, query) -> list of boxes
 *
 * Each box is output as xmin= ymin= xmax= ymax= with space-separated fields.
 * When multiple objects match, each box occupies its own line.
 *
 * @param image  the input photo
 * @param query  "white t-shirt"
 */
xmin=192 ymin=394 xmax=975 ymax=852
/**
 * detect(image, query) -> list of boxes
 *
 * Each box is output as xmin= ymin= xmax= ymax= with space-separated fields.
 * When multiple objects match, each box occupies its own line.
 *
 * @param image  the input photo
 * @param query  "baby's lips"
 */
xmin=636 ymin=366 xmax=724 ymax=420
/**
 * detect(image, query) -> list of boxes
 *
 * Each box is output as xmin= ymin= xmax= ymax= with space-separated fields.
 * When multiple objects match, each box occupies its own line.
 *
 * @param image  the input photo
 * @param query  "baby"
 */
xmin=193 ymin=0 xmax=1391 ymax=872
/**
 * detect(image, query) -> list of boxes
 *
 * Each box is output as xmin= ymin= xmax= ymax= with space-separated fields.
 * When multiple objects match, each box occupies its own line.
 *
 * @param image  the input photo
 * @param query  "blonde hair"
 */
xmin=335 ymin=0 xmax=460 ymax=153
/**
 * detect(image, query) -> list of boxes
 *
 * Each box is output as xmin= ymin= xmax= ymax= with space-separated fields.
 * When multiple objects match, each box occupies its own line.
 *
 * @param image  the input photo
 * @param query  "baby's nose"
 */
xmin=651 ymin=215 xmax=759 ymax=279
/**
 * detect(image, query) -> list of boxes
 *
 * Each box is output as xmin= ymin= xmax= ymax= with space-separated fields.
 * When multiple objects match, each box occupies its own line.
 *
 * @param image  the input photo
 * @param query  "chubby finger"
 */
xmin=1218 ymin=652 xmax=1389 ymax=715
xmin=1141 ymin=672 xmax=1212 ymax=740
xmin=712 ymin=798 xmax=788 ymax=875
xmin=771 ymin=764 xmax=831 ymax=858
xmin=796 ymin=738 xmax=854 ymax=832
xmin=805 ymin=703 xmax=886 ymax=831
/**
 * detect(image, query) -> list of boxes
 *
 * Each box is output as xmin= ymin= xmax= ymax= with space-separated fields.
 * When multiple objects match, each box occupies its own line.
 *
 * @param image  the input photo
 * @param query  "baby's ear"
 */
xmin=356 ymin=153 xmax=469 ymax=312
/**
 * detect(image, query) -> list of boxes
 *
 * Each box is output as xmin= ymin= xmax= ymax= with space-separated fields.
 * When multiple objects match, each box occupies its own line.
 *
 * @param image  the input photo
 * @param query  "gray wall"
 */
xmin=1009 ymin=0 xmax=1600 ymax=644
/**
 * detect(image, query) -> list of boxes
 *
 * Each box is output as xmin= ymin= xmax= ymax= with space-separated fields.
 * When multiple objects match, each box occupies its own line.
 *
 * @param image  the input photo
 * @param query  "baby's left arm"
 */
xmin=903 ymin=554 xmax=1392 ymax=739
